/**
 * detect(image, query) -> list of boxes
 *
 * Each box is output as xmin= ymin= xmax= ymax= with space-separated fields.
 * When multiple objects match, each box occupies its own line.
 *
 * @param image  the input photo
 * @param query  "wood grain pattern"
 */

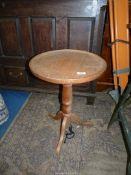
xmin=19 ymin=17 xmax=33 ymax=57
xmin=68 ymin=18 xmax=95 ymax=51
xmin=0 ymin=17 xmax=22 ymax=56
xmin=31 ymin=17 xmax=55 ymax=54
xmin=56 ymin=17 xmax=67 ymax=49
xmin=29 ymin=49 xmax=107 ymax=85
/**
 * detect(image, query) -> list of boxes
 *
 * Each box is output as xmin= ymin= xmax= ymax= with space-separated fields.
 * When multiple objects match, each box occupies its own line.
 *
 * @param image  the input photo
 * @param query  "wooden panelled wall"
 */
xmin=0 ymin=0 xmax=117 ymax=94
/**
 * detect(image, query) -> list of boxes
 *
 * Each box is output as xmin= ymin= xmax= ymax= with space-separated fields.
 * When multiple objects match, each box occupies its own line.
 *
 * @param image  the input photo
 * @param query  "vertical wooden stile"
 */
xmin=114 ymin=0 xmax=129 ymax=90
xmin=108 ymin=0 xmax=118 ymax=90
xmin=109 ymin=0 xmax=130 ymax=92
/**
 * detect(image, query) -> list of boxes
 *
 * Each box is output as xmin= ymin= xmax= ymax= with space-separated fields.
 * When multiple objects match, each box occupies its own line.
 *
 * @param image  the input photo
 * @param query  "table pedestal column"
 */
xmin=56 ymin=84 xmax=72 ymax=153
xmin=62 ymin=84 xmax=72 ymax=116
xmin=50 ymin=84 xmax=93 ymax=154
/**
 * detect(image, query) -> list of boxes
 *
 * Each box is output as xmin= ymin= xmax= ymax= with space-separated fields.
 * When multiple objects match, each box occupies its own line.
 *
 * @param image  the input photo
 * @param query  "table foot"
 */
xmin=55 ymin=112 xmax=93 ymax=154
xmin=70 ymin=113 xmax=93 ymax=127
xmin=49 ymin=111 xmax=63 ymax=120
xmin=56 ymin=116 xmax=69 ymax=154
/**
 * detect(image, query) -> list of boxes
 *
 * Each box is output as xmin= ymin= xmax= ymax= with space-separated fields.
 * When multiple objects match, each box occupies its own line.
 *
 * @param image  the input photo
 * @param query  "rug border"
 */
xmin=0 ymin=93 xmax=32 ymax=143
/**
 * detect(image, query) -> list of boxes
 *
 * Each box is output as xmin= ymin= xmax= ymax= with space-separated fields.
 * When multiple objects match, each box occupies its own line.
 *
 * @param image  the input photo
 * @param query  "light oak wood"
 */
xmin=29 ymin=49 xmax=107 ymax=154
xmin=109 ymin=0 xmax=129 ymax=91
xmin=29 ymin=49 xmax=107 ymax=85
xmin=109 ymin=0 xmax=118 ymax=90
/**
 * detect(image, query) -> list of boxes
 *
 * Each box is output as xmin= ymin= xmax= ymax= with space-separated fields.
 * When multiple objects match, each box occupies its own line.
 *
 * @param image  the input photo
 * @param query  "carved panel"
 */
xmin=19 ymin=17 xmax=33 ymax=57
xmin=0 ymin=17 xmax=22 ymax=56
xmin=68 ymin=18 xmax=95 ymax=51
xmin=30 ymin=17 xmax=56 ymax=54
xmin=56 ymin=17 xmax=67 ymax=49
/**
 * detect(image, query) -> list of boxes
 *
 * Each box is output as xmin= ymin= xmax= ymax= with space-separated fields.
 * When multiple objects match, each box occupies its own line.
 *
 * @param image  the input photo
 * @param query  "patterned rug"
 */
xmin=0 ymin=89 xmax=31 ymax=139
xmin=0 ymin=92 xmax=127 ymax=175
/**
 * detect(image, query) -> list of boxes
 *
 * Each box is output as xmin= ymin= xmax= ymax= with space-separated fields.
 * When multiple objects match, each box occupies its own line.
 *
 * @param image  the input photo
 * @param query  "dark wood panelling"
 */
xmin=56 ymin=17 xmax=67 ymax=49
xmin=97 ymin=14 xmax=113 ymax=91
xmin=19 ymin=17 xmax=33 ymax=57
xmin=0 ymin=17 xmax=22 ymax=56
xmin=0 ymin=0 xmax=109 ymax=94
xmin=0 ymin=40 xmax=3 ymax=55
xmin=4 ymin=67 xmax=28 ymax=85
xmin=0 ymin=58 xmax=27 ymax=67
xmin=68 ymin=18 xmax=95 ymax=51
xmin=0 ymin=65 xmax=5 ymax=83
xmin=30 ymin=17 xmax=56 ymax=54
xmin=95 ymin=5 xmax=107 ymax=54
xmin=0 ymin=0 xmax=107 ymax=17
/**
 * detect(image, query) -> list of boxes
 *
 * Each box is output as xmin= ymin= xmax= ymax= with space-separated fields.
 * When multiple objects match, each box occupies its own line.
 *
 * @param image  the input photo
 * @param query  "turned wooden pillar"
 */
xmin=62 ymin=84 xmax=72 ymax=115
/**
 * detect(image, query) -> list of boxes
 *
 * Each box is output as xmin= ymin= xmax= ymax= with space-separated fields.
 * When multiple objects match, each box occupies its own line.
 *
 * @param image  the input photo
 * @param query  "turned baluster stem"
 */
xmin=62 ymin=84 xmax=72 ymax=115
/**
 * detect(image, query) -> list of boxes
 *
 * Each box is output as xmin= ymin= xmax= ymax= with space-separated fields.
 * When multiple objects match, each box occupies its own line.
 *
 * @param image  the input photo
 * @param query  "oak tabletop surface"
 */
xmin=29 ymin=49 xmax=107 ymax=84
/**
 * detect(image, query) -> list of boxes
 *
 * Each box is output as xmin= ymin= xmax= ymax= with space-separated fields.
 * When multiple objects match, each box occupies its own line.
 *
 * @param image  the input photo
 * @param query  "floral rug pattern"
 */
xmin=0 ymin=92 xmax=127 ymax=175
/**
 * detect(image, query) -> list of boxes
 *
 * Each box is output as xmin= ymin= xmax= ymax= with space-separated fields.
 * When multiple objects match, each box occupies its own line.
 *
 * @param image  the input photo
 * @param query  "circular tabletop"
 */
xmin=29 ymin=49 xmax=107 ymax=85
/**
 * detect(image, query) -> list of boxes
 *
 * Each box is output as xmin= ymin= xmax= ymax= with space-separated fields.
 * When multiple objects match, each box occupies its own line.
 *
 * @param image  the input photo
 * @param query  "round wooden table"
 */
xmin=29 ymin=49 xmax=107 ymax=154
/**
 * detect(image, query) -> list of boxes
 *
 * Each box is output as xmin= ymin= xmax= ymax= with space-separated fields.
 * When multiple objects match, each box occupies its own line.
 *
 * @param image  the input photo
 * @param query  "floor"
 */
xmin=0 ymin=92 xmax=128 ymax=175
